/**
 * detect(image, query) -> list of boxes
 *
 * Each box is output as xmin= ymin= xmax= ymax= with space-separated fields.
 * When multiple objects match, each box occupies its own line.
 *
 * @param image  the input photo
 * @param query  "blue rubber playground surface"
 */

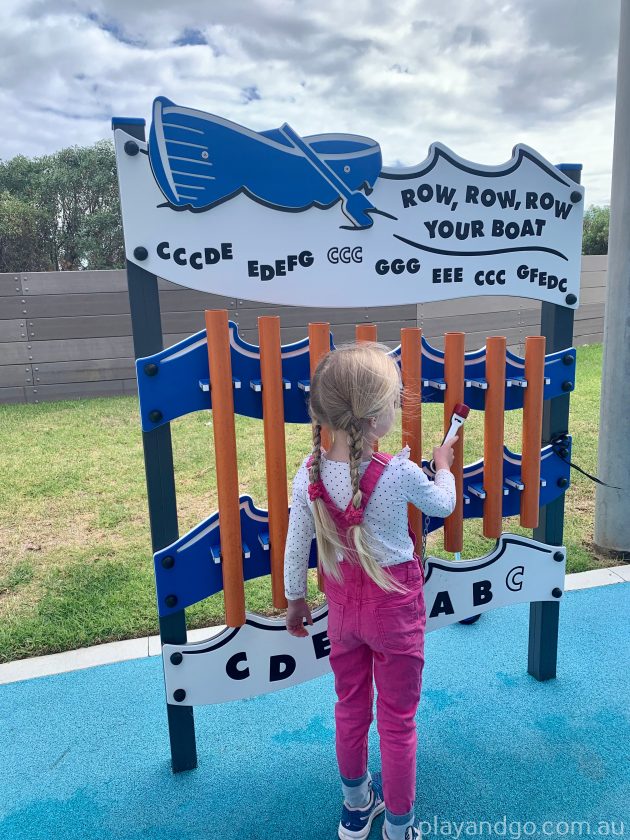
xmin=1 ymin=583 xmax=628 ymax=840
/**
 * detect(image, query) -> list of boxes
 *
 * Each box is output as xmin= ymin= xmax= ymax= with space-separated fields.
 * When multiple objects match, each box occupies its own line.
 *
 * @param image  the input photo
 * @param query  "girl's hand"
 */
xmin=433 ymin=435 xmax=459 ymax=471
xmin=286 ymin=598 xmax=314 ymax=637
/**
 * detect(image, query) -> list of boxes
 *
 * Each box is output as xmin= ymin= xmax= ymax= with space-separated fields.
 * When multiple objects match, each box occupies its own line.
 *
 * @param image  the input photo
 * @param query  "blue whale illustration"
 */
xmin=148 ymin=96 xmax=383 ymax=228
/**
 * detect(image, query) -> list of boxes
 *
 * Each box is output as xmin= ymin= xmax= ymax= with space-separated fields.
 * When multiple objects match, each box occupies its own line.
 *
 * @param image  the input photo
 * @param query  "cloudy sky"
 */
xmin=0 ymin=0 xmax=620 ymax=206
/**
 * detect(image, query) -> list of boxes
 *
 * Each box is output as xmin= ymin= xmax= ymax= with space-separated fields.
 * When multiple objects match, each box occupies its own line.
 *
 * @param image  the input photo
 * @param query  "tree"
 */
xmin=0 ymin=191 xmax=53 ymax=273
xmin=582 ymin=204 xmax=610 ymax=255
xmin=0 ymin=140 xmax=125 ymax=272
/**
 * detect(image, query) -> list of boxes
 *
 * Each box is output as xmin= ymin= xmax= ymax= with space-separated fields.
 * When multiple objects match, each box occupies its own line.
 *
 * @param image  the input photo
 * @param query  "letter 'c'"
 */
xmin=226 ymin=651 xmax=250 ymax=680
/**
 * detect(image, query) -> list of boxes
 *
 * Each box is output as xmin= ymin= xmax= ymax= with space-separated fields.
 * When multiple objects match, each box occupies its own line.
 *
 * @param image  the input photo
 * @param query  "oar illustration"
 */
xmin=280 ymin=122 xmax=377 ymax=229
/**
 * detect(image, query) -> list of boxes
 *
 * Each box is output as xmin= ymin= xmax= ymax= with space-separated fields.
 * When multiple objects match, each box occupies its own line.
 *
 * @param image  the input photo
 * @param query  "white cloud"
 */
xmin=0 ymin=0 xmax=619 ymax=204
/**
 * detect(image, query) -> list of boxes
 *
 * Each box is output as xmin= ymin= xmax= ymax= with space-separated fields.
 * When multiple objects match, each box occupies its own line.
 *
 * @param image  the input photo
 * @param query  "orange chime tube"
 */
xmin=483 ymin=336 xmax=507 ymax=538
xmin=308 ymin=322 xmax=332 ymax=452
xmin=356 ymin=324 xmax=379 ymax=451
xmin=443 ymin=332 xmax=465 ymax=553
xmin=401 ymin=328 xmax=423 ymax=552
xmin=205 ymin=309 xmax=246 ymax=628
xmin=258 ymin=316 xmax=289 ymax=610
xmin=308 ymin=322 xmax=331 ymax=592
xmin=356 ymin=323 xmax=377 ymax=342
xmin=520 ymin=335 xmax=546 ymax=528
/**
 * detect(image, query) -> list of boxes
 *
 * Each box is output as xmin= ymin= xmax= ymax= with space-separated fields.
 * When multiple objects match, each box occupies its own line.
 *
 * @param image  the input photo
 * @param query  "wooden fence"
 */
xmin=0 ymin=255 xmax=607 ymax=404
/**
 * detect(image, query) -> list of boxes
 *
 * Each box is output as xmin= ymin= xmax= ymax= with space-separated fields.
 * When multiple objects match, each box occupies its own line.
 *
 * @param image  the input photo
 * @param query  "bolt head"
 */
xmin=562 ymin=353 xmax=574 ymax=366
xmin=144 ymin=362 xmax=159 ymax=377
xmin=565 ymin=293 xmax=577 ymax=306
xmin=561 ymin=381 xmax=573 ymax=392
xmin=133 ymin=246 xmax=148 ymax=261
xmin=552 ymin=587 xmax=563 ymax=598
xmin=149 ymin=409 xmax=163 ymax=423
xmin=570 ymin=191 xmax=582 ymax=203
xmin=165 ymin=594 xmax=178 ymax=608
xmin=170 ymin=652 xmax=183 ymax=665
xmin=161 ymin=555 xmax=175 ymax=569
xmin=553 ymin=551 xmax=564 ymax=562
xmin=557 ymin=477 xmax=569 ymax=488
xmin=124 ymin=140 xmax=140 ymax=156
xmin=173 ymin=689 xmax=186 ymax=702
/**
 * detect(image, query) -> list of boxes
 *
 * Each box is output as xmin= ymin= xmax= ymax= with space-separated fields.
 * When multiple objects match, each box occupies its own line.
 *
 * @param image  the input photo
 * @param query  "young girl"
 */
xmin=284 ymin=342 xmax=457 ymax=840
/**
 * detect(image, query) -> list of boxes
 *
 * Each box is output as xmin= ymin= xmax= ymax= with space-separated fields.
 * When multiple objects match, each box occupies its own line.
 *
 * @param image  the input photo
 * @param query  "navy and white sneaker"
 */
xmin=338 ymin=771 xmax=386 ymax=840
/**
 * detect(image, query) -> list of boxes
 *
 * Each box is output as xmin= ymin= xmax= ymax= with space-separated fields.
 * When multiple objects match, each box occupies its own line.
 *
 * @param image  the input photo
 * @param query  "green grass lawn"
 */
xmin=0 ymin=342 xmax=615 ymax=663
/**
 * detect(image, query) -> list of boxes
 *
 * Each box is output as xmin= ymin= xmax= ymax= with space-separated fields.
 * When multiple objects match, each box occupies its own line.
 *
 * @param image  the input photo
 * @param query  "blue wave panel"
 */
xmin=154 ymin=441 xmax=570 ymax=616
xmin=422 ymin=439 xmax=572 ymax=534
xmin=136 ymin=324 xmax=576 ymax=430
xmin=135 ymin=322 xmax=333 ymax=431
xmin=154 ymin=496 xmax=318 ymax=618
xmin=396 ymin=337 xmax=576 ymax=409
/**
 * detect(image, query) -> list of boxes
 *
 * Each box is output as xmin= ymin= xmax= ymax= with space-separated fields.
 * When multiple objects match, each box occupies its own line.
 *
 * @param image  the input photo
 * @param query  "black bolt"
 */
xmin=144 ymin=362 xmax=159 ymax=376
xmin=124 ymin=140 xmax=140 ymax=156
xmin=149 ymin=409 xmax=163 ymax=423
xmin=570 ymin=191 xmax=582 ymax=203
xmin=558 ymin=447 xmax=569 ymax=459
xmin=161 ymin=555 xmax=175 ymax=569
xmin=553 ymin=551 xmax=564 ymax=562
xmin=173 ymin=689 xmax=186 ymax=702
xmin=562 ymin=353 xmax=574 ymax=366
xmin=552 ymin=587 xmax=563 ymax=598
xmin=170 ymin=652 xmax=183 ymax=665
xmin=565 ymin=293 xmax=577 ymax=306
xmin=133 ymin=246 xmax=148 ymax=261
xmin=165 ymin=594 xmax=178 ymax=608
xmin=557 ymin=477 xmax=569 ymax=488
xmin=561 ymin=381 xmax=573 ymax=392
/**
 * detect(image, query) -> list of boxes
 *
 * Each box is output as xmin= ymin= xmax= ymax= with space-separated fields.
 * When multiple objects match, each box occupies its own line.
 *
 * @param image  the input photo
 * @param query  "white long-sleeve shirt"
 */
xmin=284 ymin=445 xmax=457 ymax=600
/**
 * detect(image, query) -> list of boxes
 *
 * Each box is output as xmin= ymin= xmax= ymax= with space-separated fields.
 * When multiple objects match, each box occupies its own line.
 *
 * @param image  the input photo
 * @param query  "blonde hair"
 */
xmin=308 ymin=341 xmax=410 ymax=595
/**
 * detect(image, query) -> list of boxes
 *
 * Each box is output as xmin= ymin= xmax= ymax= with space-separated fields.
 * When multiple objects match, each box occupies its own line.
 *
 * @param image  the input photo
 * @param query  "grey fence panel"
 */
xmin=420 ymin=295 xmax=540 ymax=317
xmin=0 ymin=258 xmax=608 ymax=404
xmin=0 ymin=340 xmax=31 ymax=365
xmin=27 ymin=314 xmax=134 ymax=341
xmin=575 ymin=302 xmax=605 ymax=322
xmin=422 ymin=308 xmax=540 ymax=337
xmin=20 ymin=270 xmax=129 ymax=295
xmin=25 ymin=379 xmax=139 ymax=404
xmin=0 ymin=364 xmax=32 ymax=387
xmin=1 ymin=297 xmax=28 ymax=319
xmin=34 ymin=358 xmax=137 ymax=385
xmin=0 ymin=319 xmax=28 ymax=343
xmin=0 ymin=275 xmax=22 ymax=297
xmin=422 ymin=327 xmax=532 ymax=352
xmin=233 ymin=304 xmax=416 ymax=331
xmin=0 ymin=386 xmax=28 ymax=404
xmin=238 ymin=319 xmax=418 ymax=349
xmin=581 ymin=255 xmax=607 ymax=271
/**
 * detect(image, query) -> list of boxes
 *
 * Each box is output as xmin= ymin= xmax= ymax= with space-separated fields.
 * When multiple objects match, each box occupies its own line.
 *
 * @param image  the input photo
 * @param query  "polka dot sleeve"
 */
xmin=283 ymin=459 xmax=315 ymax=601
xmin=399 ymin=460 xmax=457 ymax=519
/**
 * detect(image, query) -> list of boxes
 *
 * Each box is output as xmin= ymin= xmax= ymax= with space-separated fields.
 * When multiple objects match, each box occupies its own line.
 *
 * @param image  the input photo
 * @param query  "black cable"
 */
xmin=550 ymin=433 xmax=624 ymax=491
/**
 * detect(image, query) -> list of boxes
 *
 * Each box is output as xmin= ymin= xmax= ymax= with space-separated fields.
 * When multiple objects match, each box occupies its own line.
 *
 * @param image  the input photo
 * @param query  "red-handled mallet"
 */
xmin=429 ymin=402 xmax=470 ymax=473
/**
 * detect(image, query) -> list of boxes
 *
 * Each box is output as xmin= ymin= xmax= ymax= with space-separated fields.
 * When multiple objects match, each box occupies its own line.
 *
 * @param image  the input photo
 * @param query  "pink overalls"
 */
xmin=307 ymin=451 xmax=427 ymax=823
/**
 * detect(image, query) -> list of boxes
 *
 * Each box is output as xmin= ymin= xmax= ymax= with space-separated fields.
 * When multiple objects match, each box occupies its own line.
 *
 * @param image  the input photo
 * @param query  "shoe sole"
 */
xmin=338 ymin=800 xmax=386 ymax=840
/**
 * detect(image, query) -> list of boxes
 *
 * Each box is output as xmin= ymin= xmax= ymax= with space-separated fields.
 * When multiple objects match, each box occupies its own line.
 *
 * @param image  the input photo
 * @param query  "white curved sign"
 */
xmin=162 ymin=534 xmax=565 ymax=706
xmin=113 ymin=97 xmax=584 ymax=309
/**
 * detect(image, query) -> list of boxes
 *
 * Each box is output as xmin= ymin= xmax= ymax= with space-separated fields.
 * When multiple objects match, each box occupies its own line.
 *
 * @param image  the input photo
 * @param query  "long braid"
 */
xmin=348 ymin=418 xmax=364 ymax=510
xmin=310 ymin=422 xmax=322 ymax=484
